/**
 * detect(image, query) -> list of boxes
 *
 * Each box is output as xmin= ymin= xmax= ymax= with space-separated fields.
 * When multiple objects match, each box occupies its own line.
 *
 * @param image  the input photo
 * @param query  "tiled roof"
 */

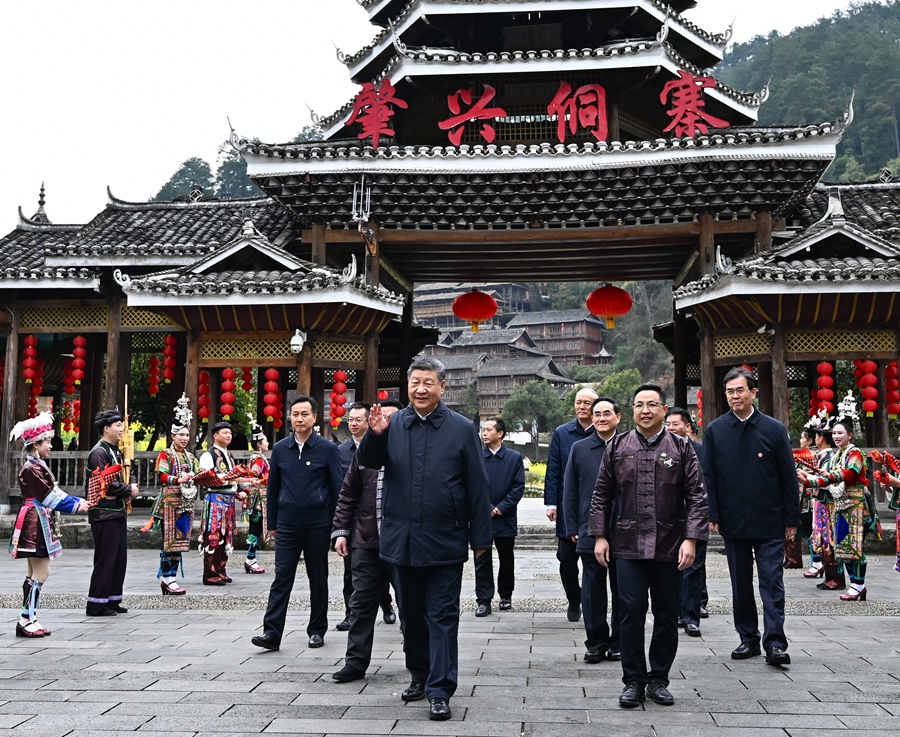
xmin=476 ymin=355 xmax=574 ymax=381
xmin=0 ymin=213 xmax=95 ymax=283
xmin=434 ymin=352 xmax=488 ymax=370
xmin=506 ymin=309 xmax=603 ymax=326
xmin=793 ymin=182 xmax=900 ymax=243
xmin=449 ymin=327 xmax=530 ymax=347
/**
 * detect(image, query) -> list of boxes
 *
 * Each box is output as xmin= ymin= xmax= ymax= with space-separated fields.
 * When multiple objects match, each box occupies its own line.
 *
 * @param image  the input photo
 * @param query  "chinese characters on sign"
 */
xmin=344 ymin=79 xmax=408 ymax=149
xmin=345 ymin=70 xmax=727 ymax=146
xmin=438 ymin=84 xmax=508 ymax=146
xmin=660 ymin=70 xmax=730 ymax=138
xmin=548 ymin=81 xmax=608 ymax=144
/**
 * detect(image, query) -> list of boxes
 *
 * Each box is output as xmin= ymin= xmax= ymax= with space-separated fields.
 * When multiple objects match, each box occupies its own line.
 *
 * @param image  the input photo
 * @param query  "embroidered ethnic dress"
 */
xmin=199 ymin=446 xmax=238 ymax=555
xmin=810 ymin=449 xmax=835 ymax=557
xmin=10 ymin=456 xmax=81 ymax=560
xmin=246 ymin=451 xmax=269 ymax=544
xmin=154 ymin=448 xmax=200 ymax=554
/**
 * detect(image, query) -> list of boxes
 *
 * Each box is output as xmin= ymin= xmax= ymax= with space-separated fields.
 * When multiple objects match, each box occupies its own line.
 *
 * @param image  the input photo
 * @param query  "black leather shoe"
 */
xmin=619 ymin=682 xmax=645 ymax=708
xmin=647 ymin=681 xmax=675 ymax=705
xmin=607 ymin=649 xmax=621 ymax=662
xmin=583 ymin=648 xmax=606 ymax=663
xmin=308 ymin=634 xmax=324 ymax=648
xmin=335 ymin=619 xmax=351 ymax=631
xmin=109 ymin=604 xmax=128 ymax=614
xmin=401 ymin=681 xmax=426 ymax=702
xmin=699 ymin=606 xmax=709 ymax=619
xmin=566 ymin=602 xmax=581 ymax=622
xmin=475 ymin=603 xmax=491 ymax=617
xmin=684 ymin=623 xmax=701 ymax=637
xmin=429 ymin=698 xmax=451 ymax=721
xmin=382 ymin=605 xmax=397 ymax=624
xmin=499 ymin=597 xmax=512 ymax=611
xmin=86 ymin=609 xmax=116 ymax=617
xmin=332 ymin=664 xmax=365 ymax=682
xmin=677 ymin=618 xmax=684 ymax=628
xmin=766 ymin=647 xmax=791 ymax=666
xmin=251 ymin=634 xmax=280 ymax=651
xmin=731 ymin=642 xmax=761 ymax=659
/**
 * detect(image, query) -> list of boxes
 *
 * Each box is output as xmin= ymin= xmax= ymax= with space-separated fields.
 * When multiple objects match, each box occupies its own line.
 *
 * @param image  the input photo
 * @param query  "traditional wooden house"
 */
xmin=506 ymin=308 xmax=609 ymax=367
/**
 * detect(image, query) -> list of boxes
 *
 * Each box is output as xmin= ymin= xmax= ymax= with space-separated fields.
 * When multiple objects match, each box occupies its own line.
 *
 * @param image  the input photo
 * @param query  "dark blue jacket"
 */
xmin=690 ymin=438 xmax=705 ymax=467
xmin=483 ymin=444 xmax=525 ymax=538
xmin=267 ymin=431 xmax=344 ymax=532
xmin=337 ymin=437 xmax=357 ymax=477
xmin=702 ymin=409 xmax=800 ymax=540
xmin=562 ymin=431 xmax=611 ymax=554
xmin=544 ymin=419 xmax=594 ymax=537
xmin=357 ymin=401 xmax=492 ymax=566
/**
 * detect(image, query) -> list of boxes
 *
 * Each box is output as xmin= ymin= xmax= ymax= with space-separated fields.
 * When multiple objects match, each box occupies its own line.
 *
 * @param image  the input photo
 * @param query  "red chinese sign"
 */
xmin=660 ymin=70 xmax=730 ymax=138
xmin=345 ymin=79 xmax=408 ymax=148
xmin=547 ymin=81 xmax=608 ymax=144
xmin=438 ymin=84 xmax=507 ymax=145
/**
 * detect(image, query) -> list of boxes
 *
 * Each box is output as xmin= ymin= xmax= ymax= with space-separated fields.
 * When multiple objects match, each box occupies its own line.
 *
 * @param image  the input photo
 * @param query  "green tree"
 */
xmin=501 ymin=380 xmax=568 ymax=460
xmin=152 ymin=157 xmax=215 ymax=202
xmin=214 ymin=142 xmax=262 ymax=199
xmin=456 ymin=384 xmax=479 ymax=421
xmin=545 ymin=281 xmax=595 ymax=310
xmin=598 ymin=369 xmax=642 ymax=432
xmin=293 ymin=125 xmax=324 ymax=143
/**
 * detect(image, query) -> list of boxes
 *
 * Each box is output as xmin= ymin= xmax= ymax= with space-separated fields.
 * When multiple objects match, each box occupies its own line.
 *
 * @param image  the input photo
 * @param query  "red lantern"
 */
xmin=886 ymin=362 xmax=899 ymax=380
xmin=861 ymin=386 xmax=878 ymax=400
xmin=220 ymin=404 xmax=234 ymax=419
xmin=333 ymin=394 xmax=347 ymax=406
xmin=198 ymin=395 xmax=211 ymax=407
xmin=333 ymin=370 xmax=348 ymax=382
xmin=816 ymin=361 xmax=833 ymax=375
xmin=332 ymin=382 xmax=347 ymax=395
xmin=817 ymin=375 xmax=834 ymax=389
xmin=22 ymin=336 xmax=38 ymax=383
xmin=819 ymin=401 xmax=834 ymax=414
xmin=264 ymin=381 xmax=279 ymax=393
xmin=586 ymin=284 xmax=633 ymax=330
xmin=198 ymin=407 xmax=211 ymax=420
xmin=452 ymin=289 xmax=498 ymax=333
xmin=265 ymin=368 xmax=279 ymax=382
xmin=241 ymin=366 xmax=253 ymax=392
xmin=888 ymin=403 xmax=900 ymax=418
xmin=377 ymin=389 xmax=389 ymax=401
xmin=817 ymin=388 xmax=834 ymax=402
xmin=859 ymin=374 xmax=877 ymax=388
xmin=263 ymin=405 xmax=278 ymax=419
xmin=860 ymin=360 xmax=877 ymax=375
xmin=24 ymin=335 xmax=37 ymax=348
xmin=887 ymin=379 xmax=900 ymax=392
xmin=863 ymin=399 xmax=878 ymax=416
xmin=263 ymin=368 xmax=280 ymax=422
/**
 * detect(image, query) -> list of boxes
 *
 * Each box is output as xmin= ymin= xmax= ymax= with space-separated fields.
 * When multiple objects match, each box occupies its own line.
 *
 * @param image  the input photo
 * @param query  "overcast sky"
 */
xmin=0 ymin=0 xmax=864 ymax=227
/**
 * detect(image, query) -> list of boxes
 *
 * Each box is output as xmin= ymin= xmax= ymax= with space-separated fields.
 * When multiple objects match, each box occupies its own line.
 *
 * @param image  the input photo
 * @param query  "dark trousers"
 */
xmin=724 ymin=537 xmax=787 ymax=653
xmin=87 ymin=517 xmax=128 ymax=615
xmin=262 ymin=526 xmax=330 ymax=641
xmin=680 ymin=540 xmax=708 ymax=626
xmin=474 ymin=536 xmax=515 ymax=602
xmin=581 ymin=553 xmax=619 ymax=652
xmin=556 ymin=536 xmax=581 ymax=605
xmin=342 ymin=555 xmax=393 ymax=616
xmin=393 ymin=562 xmax=464 ymax=701
xmin=616 ymin=557 xmax=681 ymax=687
xmin=345 ymin=548 xmax=394 ymax=672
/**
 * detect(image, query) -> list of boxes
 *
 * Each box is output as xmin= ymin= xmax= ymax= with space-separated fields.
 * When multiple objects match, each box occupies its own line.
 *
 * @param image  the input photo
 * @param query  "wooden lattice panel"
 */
xmin=686 ymin=364 xmax=701 ymax=382
xmin=131 ymin=333 xmax=165 ymax=349
xmin=202 ymin=339 xmax=294 ymax=361
xmin=378 ymin=366 xmax=400 ymax=383
xmin=121 ymin=307 xmax=176 ymax=328
xmin=313 ymin=341 xmax=365 ymax=363
xmin=786 ymin=331 xmax=896 ymax=354
xmin=714 ymin=334 xmax=770 ymax=359
xmin=20 ymin=306 xmax=107 ymax=330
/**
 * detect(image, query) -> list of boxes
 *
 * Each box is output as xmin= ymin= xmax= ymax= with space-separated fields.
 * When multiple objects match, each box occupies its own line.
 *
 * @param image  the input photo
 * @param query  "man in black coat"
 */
xmin=252 ymin=395 xmax=344 ymax=652
xmin=474 ymin=417 xmax=525 ymax=616
xmin=563 ymin=396 xmax=622 ymax=664
xmin=359 ymin=356 xmax=492 ymax=722
xmin=702 ymin=367 xmax=800 ymax=668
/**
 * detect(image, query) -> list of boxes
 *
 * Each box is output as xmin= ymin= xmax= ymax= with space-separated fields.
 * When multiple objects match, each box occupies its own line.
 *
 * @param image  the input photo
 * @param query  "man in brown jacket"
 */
xmin=589 ymin=384 xmax=708 ymax=709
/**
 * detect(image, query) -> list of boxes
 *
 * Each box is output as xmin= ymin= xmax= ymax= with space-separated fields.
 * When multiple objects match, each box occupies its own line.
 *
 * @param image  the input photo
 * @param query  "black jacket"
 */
xmin=562 ymin=432 xmax=611 ymax=554
xmin=483 ymin=444 xmax=525 ymax=538
xmin=702 ymin=409 xmax=800 ymax=540
xmin=357 ymin=401 xmax=492 ymax=566
xmin=267 ymin=432 xmax=343 ymax=532
xmin=337 ymin=437 xmax=358 ymax=477
xmin=87 ymin=441 xmax=131 ymax=523
xmin=332 ymin=453 xmax=380 ymax=550
xmin=543 ymin=419 xmax=594 ymax=537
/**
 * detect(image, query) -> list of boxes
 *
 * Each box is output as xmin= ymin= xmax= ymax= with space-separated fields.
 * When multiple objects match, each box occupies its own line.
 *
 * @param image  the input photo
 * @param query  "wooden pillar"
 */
xmin=365 ymin=221 xmax=381 ymax=288
xmin=104 ymin=295 xmax=122 ymax=409
xmin=607 ymin=96 xmax=620 ymax=141
xmin=311 ymin=367 xmax=326 ymax=439
xmin=311 ymin=222 xmax=327 ymax=265
xmin=118 ymin=331 xmax=132 ymax=416
xmin=399 ymin=291 xmax=413 ymax=407
xmin=772 ymin=324 xmax=789 ymax=427
xmin=757 ymin=361 xmax=774 ymax=416
xmin=83 ymin=334 xmax=105 ymax=446
xmin=756 ymin=209 xmax=773 ymax=253
xmin=363 ymin=333 xmax=379 ymax=403
xmin=699 ymin=324 xmax=718 ymax=430
xmin=0 ymin=298 xmax=19 ymax=507
xmin=673 ymin=307 xmax=688 ymax=409
xmin=183 ymin=331 xmax=201 ymax=453
xmin=874 ymin=361 xmax=888 ymax=449
xmin=296 ymin=345 xmax=312 ymax=396
xmin=699 ymin=210 xmax=715 ymax=277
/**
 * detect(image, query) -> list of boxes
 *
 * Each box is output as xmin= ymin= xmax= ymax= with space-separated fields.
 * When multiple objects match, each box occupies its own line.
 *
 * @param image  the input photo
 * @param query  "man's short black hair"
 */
xmin=290 ymin=394 xmax=318 ymax=415
xmin=723 ymin=367 xmax=757 ymax=391
xmin=591 ymin=396 xmax=620 ymax=415
xmin=485 ymin=417 xmax=506 ymax=438
xmin=380 ymin=399 xmax=403 ymax=409
xmin=347 ymin=402 xmax=371 ymax=416
xmin=665 ymin=406 xmax=692 ymax=426
xmin=632 ymin=384 xmax=666 ymax=405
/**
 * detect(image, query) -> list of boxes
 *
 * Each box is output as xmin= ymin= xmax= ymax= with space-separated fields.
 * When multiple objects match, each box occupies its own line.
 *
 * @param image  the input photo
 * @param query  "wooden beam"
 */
xmin=311 ymin=222 xmax=327 ymax=265
xmin=673 ymin=306 xmax=688 ymax=409
xmin=104 ymin=295 xmax=122 ymax=409
xmin=183 ymin=331 xmax=201 ymax=453
xmin=699 ymin=210 xmax=715 ymax=277
xmin=699 ymin=323 xmax=718 ymax=430
xmin=756 ymin=209 xmax=772 ymax=253
xmin=0 ymin=297 xmax=19 ymax=506
xmin=399 ymin=294 xmax=413 ymax=407
xmin=296 ymin=344 xmax=312 ymax=396
xmin=363 ymin=334 xmax=378 ymax=403
xmin=772 ymin=324 xmax=789 ymax=427
xmin=757 ymin=361 xmax=774 ymax=416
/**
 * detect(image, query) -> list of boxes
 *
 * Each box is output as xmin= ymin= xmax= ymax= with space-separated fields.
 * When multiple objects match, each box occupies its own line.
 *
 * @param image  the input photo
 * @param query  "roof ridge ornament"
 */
xmin=341 ymin=254 xmax=358 ymax=284
xmin=838 ymin=89 xmax=856 ymax=131
xmin=242 ymin=219 xmax=262 ymax=239
xmin=723 ymin=16 xmax=735 ymax=45
xmin=655 ymin=9 xmax=670 ymax=46
xmin=715 ymin=246 xmax=734 ymax=275
xmin=334 ymin=40 xmax=348 ymax=65
xmin=826 ymin=187 xmax=846 ymax=225
xmin=113 ymin=268 xmax=131 ymax=288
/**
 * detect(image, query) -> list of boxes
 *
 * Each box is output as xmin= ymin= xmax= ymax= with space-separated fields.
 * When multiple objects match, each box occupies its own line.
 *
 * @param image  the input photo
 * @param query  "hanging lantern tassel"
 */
xmin=452 ymin=289 xmax=498 ymax=333
xmin=586 ymin=284 xmax=633 ymax=329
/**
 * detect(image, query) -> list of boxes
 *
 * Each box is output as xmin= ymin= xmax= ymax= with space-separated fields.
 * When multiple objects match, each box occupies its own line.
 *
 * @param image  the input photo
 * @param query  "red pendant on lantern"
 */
xmin=452 ymin=289 xmax=498 ymax=333
xmin=586 ymin=284 xmax=633 ymax=330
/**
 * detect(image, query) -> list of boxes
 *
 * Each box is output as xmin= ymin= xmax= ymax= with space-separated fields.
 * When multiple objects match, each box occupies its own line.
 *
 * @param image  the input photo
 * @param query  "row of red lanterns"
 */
xmin=262 ymin=368 xmax=284 ymax=430
xmin=331 ymin=370 xmax=348 ymax=428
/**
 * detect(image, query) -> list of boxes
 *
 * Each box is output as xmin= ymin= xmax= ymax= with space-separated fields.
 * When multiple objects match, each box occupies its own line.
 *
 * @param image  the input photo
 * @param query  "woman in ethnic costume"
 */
xmin=799 ymin=393 xmax=880 ymax=601
xmin=243 ymin=421 xmax=268 ymax=574
xmin=876 ymin=428 xmax=900 ymax=575
xmin=152 ymin=395 xmax=200 ymax=595
xmin=8 ymin=413 xmax=88 ymax=637
xmin=785 ymin=428 xmax=816 ymax=568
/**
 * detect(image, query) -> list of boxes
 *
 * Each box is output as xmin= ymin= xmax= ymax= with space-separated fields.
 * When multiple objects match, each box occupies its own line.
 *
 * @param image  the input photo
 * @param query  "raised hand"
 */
xmin=368 ymin=403 xmax=391 ymax=435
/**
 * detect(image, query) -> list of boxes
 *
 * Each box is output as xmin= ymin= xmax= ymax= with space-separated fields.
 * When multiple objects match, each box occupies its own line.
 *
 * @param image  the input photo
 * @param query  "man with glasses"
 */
xmin=589 ymin=385 xmax=708 ymax=708
xmin=702 ymin=367 xmax=798 ymax=668
xmin=545 ymin=387 xmax=598 ymax=622
xmin=563 ymin=397 xmax=622 ymax=664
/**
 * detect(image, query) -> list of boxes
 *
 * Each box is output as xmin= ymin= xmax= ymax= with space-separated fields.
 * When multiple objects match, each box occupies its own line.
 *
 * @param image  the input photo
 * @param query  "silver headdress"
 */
xmin=170 ymin=393 xmax=192 ymax=434
xmin=804 ymin=406 xmax=833 ymax=433
xmin=248 ymin=412 xmax=265 ymax=443
xmin=834 ymin=390 xmax=861 ymax=434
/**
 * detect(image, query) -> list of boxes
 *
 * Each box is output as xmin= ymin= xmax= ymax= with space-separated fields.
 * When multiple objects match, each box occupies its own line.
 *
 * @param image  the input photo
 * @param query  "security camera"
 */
xmin=290 ymin=329 xmax=308 ymax=355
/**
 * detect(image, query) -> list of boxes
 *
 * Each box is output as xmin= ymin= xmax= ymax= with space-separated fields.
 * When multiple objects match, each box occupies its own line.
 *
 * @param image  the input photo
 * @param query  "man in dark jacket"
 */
xmin=563 ymin=396 xmax=621 ymax=663
xmin=330 ymin=402 xmax=402 ymax=682
xmin=590 ymin=385 xmax=708 ymax=709
xmin=359 ymin=356 xmax=492 ymax=722
xmin=474 ymin=417 xmax=525 ymax=616
xmin=252 ymin=395 xmax=343 ymax=652
xmin=702 ymin=367 xmax=799 ymax=668
xmin=544 ymin=387 xmax=598 ymax=622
